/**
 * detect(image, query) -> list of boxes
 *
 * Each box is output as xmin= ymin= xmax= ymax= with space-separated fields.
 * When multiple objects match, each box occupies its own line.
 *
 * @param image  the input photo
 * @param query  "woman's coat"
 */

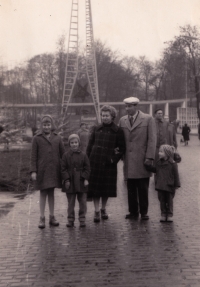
xmin=119 ymin=111 xmax=156 ymax=179
xmin=86 ymin=122 xmax=126 ymax=197
xmin=30 ymin=131 xmax=65 ymax=190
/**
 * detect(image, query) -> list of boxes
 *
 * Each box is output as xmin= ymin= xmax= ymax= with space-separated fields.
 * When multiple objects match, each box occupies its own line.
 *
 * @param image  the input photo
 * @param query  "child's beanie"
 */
xmin=162 ymin=145 xmax=175 ymax=159
xmin=41 ymin=115 xmax=53 ymax=123
xmin=68 ymin=134 xmax=80 ymax=144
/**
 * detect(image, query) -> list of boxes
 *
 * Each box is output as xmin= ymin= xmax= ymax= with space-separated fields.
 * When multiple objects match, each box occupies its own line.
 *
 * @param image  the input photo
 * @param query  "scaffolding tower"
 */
xmin=61 ymin=0 xmax=100 ymax=123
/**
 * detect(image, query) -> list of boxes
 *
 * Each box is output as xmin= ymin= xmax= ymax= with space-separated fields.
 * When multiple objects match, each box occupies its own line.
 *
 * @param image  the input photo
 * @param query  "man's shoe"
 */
xmin=160 ymin=216 xmax=166 ymax=222
xmin=167 ymin=216 xmax=173 ymax=222
xmin=80 ymin=222 xmax=86 ymax=228
xmin=101 ymin=209 xmax=108 ymax=220
xmin=49 ymin=215 xmax=59 ymax=226
xmin=66 ymin=222 xmax=74 ymax=227
xmin=38 ymin=216 xmax=45 ymax=229
xmin=125 ymin=213 xmax=139 ymax=219
xmin=141 ymin=214 xmax=149 ymax=220
xmin=94 ymin=211 xmax=100 ymax=223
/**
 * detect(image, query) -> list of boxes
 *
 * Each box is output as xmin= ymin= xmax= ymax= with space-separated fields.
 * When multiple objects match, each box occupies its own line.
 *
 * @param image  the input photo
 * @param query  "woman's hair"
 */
xmin=40 ymin=115 xmax=56 ymax=131
xmin=100 ymin=105 xmax=117 ymax=120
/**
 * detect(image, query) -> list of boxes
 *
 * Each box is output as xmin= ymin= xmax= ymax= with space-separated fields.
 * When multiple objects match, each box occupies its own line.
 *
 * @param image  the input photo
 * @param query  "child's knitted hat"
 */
xmin=161 ymin=144 xmax=175 ymax=160
xmin=68 ymin=134 xmax=80 ymax=144
xmin=41 ymin=115 xmax=53 ymax=123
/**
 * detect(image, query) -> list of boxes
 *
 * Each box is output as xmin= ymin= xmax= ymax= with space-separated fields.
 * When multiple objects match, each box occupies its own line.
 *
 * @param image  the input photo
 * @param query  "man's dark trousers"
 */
xmin=127 ymin=178 xmax=150 ymax=216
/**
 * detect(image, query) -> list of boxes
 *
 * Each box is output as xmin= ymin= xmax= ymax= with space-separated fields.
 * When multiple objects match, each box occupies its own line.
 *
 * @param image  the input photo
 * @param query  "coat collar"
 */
xmin=96 ymin=122 xmax=119 ymax=132
xmin=68 ymin=149 xmax=81 ymax=155
xmin=36 ymin=130 xmax=58 ymax=136
xmin=124 ymin=111 xmax=144 ymax=131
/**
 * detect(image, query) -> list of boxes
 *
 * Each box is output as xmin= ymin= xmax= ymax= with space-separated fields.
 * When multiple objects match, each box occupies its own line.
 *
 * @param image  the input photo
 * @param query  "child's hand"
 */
xmin=84 ymin=179 xmax=89 ymax=187
xmin=65 ymin=180 xmax=70 ymax=190
xmin=31 ymin=172 xmax=37 ymax=181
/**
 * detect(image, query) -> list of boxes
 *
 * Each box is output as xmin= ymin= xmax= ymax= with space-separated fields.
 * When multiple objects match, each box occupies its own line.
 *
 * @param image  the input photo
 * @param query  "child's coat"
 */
xmin=61 ymin=150 xmax=90 ymax=193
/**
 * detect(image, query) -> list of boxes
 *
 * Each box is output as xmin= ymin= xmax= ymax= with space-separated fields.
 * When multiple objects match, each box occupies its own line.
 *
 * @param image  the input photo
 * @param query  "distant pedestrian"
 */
xmin=61 ymin=134 xmax=90 ymax=228
xmin=146 ymin=144 xmax=180 ymax=222
xmin=77 ymin=122 xmax=89 ymax=153
xmin=30 ymin=115 xmax=65 ymax=229
xmin=154 ymin=109 xmax=177 ymax=162
xmin=182 ymin=123 xmax=191 ymax=146
xmin=86 ymin=105 xmax=126 ymax=223
xmin=198 ymin=123 xmax=200 ymax=141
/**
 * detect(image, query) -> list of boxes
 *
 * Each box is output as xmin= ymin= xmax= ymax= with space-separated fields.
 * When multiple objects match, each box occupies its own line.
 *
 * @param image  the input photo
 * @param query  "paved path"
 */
xmin=0 ymin=135 xmax=200 ymax=287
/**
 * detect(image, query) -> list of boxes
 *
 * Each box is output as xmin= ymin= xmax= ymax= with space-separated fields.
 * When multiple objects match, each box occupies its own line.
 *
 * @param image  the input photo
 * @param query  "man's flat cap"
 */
xmin=123 ymin=97 xmax=140 ymax=104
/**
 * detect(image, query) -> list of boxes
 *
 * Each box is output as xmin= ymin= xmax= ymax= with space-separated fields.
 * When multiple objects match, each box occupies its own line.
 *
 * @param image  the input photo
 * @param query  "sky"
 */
xmin=0 ymin=0 xmax=200 ymax=68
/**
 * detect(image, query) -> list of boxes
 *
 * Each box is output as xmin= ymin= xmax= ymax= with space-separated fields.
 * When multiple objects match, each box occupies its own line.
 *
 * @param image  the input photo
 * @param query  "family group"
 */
xmin=30 ymin=97 xmax=180 ymax=228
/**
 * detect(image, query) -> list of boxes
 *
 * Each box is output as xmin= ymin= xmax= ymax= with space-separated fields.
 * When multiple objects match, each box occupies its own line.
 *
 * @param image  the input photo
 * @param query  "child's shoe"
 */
xmin=94 ymin=211 xmax=100 ymax=223
xmin=160 ymin=216 xmax=166 ymax=222
xmin=66 ymin=221 xmax=74 ymax=228
xmin=167 ymin=216 xmax=173 ymax=222
xmin=80 ymin=222 xmax=86 ymax=228
xmin=101 ymin=209 xmax=108 ymax=220
xmin=49 ymin=215 xmax=59 ymax=226
xmin=38 ymin=216 xmax=45 ymax=229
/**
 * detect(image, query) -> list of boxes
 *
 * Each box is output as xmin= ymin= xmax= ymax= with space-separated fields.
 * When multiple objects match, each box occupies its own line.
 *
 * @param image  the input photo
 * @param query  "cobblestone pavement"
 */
xmin=0 ymin=135 xmax=200 ymax=287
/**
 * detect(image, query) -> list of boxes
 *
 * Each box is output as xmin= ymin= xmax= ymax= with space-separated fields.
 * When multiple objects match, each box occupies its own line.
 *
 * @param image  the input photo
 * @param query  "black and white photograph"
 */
xmin=0 ymin=0 xmax=200 ymax=286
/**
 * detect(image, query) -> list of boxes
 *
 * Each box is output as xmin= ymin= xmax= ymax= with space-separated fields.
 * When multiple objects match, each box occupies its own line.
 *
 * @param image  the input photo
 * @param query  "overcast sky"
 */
xmin=0 ymin=0 xmax=200 ymax=68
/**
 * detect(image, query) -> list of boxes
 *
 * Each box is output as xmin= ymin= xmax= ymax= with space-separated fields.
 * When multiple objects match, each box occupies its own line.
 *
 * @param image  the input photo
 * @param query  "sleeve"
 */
xmin=146 ymin=117 xmax=156 ymax=160
xmin=86 ymin=126 xmax=96 ymax=158
xmin=173 ymin=163 xmax=180 ymax=188
xmin=30 ymin=136 xmax=38 ymax=173
xmin=61 ymin=153 xmax=71 ymax=181
xmin=81 ymin=154 xmax=91 ymax=180
xmin=59 ymin=137 xmax=66 ymax=158
xmin=110 ymin=128 xmax=126 ymax=164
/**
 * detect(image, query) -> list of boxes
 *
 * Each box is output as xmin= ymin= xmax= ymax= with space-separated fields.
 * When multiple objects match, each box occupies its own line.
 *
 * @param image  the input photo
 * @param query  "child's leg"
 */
xmin=158 ymin=191 xmax=167 ymax=218
xmin=93 ymin=197 xmax=100 ymax=212
xmin=166 ymin=192 xmax=174 ymax=218
xmin=66 ymin=193 xmax=76 ymax=223
xmin=77 ymin=193 xmax=87 ymax=223
xmin=40 ymin=189 xmax=48 ymax=217
xmin=47 ymin=188 xmax=55 ymax=216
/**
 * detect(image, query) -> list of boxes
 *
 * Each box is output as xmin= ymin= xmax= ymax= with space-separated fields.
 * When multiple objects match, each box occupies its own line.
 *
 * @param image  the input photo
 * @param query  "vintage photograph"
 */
xmin=0 ymin=0 xmax=200 ymax=286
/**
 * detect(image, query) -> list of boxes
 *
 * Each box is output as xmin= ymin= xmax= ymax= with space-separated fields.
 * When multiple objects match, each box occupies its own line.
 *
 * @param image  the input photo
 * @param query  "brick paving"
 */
xmin=0 ymin=135 xmax=200 ymax=287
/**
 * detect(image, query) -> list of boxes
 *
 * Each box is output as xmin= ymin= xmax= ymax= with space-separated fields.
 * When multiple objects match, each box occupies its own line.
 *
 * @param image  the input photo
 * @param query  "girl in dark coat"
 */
xmin=182 ymin=123 xmax=191 ymax=146
xmin=86 ymin=105 xmax=126 ymax=222
xmin=147 ymin=144 xmax=180 ymax=222
xmin=30 ymin=115 xmax=65 ymax=228
xmin=61 ymin=134 xmax=90 ymax=228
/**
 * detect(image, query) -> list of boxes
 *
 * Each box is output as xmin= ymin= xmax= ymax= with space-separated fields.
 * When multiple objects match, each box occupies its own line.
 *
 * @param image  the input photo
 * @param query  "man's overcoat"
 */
xmin=30 ymin=131 xmax=65 ymax=190
xmin=119 ymin=111 xmax=156 ymax=179
xmin=86 ymin=122 xmax=126 ymax=197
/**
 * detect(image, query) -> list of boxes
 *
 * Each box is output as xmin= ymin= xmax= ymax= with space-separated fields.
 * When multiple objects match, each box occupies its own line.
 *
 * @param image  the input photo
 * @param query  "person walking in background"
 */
xmin=182 ymin=123 xmax=191 ymax=146
xmin=86 ymin=105 xmax=126 ymax=223
xmin=30 ymin=115 xmax=65 ymax=229
xmin=119 ymin=97 xmax=156 ymax=220
xmin=146 ymin=145 xmax=180 ymax=222
xmin=61 ymin=134 xmax=90 ymax=228
xmin=154 ymin=109 xmax=177 ymax=162
xmin=198 ymin=122 xmax=200 ymax=141
xmin=77 ymin=122 xmax=89 ymax=153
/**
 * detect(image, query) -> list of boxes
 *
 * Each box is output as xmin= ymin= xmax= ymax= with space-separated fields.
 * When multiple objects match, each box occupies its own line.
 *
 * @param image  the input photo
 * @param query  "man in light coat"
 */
xmin=119 ymin=97 xmax=156 ymax=220
xmin=154 ymin=109 xmax=177 ymax=162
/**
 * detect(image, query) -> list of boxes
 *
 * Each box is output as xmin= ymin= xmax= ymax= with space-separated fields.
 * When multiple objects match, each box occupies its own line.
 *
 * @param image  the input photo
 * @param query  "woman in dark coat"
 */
xmin=182 ymin=123 xmax=191 ymax=146
xmin=86 ymin=105 xmax=126 ymax=222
